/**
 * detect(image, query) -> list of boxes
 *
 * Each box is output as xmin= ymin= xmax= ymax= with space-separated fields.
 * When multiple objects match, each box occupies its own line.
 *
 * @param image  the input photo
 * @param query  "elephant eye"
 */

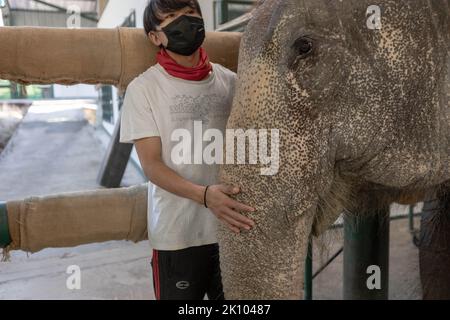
xmin=292 ymin=36 xmax=314 ymax=58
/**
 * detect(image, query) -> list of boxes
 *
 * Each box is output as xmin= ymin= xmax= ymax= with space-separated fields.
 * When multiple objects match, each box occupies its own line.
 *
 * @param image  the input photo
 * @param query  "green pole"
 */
xmin=408 ymin=205 xmax=414 ymax=232
xmin=304 ymin=238 xmax=313 ymax=300
xmin=0 ymin=201 xmax=12 ymax=248
xmin=220 ymin=0 xmax=229 ymax=25
xmin=343 ymin=207 xmax=390 ymax=300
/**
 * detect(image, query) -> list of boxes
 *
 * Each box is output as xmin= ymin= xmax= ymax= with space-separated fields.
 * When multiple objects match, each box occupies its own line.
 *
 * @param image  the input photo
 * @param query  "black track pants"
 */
xmin=151 ymin=243 xmax=225 ymax=300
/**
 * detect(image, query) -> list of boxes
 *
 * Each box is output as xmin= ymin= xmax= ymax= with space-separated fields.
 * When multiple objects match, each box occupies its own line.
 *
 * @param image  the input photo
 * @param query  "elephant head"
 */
xmin=218 ymin=0 xmax=449 ymax=299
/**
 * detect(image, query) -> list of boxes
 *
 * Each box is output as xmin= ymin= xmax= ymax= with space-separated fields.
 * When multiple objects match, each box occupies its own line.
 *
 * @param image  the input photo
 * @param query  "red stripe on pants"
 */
xmin=153 ymin=250 xmax=160 ymax=300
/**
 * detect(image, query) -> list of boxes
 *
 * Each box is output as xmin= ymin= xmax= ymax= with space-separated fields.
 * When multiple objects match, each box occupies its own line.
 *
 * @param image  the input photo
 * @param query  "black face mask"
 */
xmin=161 ymin=15 xmax=205 ymax=56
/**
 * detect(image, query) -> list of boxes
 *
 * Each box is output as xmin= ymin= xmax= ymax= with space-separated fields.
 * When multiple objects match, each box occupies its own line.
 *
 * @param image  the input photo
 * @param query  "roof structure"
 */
xmin=7 ymin=0 xmax=97 ymax=14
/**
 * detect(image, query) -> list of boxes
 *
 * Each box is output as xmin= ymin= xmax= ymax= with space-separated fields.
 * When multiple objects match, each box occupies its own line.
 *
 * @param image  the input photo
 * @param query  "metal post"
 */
xmin=419 ymin=196 xmax=450 ymax=299
xmin=304 ymin=238 xmax=313 ymax=300
xmin=0 ymin=201 xmax=12 ymax=248
xmin=343 ymin=207 xmax=390 ymax=300
xmin=220 ymin=0 xmax=229 ymax=25
xmin=408 ymin=204 xmax=414 ymax=232
xmin=96 ymin=112 xmax=134 ymax=188
xmin=408 ymin=204 xmax=420 ymax=246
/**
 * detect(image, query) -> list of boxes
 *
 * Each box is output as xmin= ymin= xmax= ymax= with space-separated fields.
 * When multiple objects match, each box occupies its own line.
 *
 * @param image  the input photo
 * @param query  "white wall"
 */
xmin=0 ymin=8 xmax=4 ymax=26
xmin=97 ymin=0 xmax=147 ymax=28
xmin=198 ymin=0 xmax=215 ymax=31
xmin=96 ymin=1 xmax=147 ymax=170
xmin=53 ymin=84 xmax=98 ymax=99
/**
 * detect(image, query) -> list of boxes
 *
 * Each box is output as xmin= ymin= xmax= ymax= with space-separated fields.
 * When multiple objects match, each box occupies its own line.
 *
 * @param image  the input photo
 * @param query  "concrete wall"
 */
xmin=0 ymin=2 xmax=10 ymax=26
xmin=97 ymin=0 xmax=146 ymax=28
xmin=199 ymin=0 xmax=215 ymax=32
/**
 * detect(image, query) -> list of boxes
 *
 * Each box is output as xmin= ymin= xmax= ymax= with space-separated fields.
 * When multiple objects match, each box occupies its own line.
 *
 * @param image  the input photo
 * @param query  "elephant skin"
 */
xmin=218 ymin=0 xmax=449 ymax=299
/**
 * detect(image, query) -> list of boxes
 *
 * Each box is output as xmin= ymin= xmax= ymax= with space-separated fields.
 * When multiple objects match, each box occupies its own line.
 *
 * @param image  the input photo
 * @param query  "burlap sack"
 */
xmin=5 ymin=184 xmax=148 ymax=254
xmin=0 ymin=27 xmax=241 ymax=94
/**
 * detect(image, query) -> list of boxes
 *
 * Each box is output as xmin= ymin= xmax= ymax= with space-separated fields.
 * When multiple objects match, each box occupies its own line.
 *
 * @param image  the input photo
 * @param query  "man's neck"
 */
xmin=166 ymin=49 xmax=200 ymax=67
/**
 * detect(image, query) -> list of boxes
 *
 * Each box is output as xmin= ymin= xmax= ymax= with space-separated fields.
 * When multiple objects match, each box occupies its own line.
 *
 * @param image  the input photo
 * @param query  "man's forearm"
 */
xmin=143 ymin=161 xmax=206 ymax=205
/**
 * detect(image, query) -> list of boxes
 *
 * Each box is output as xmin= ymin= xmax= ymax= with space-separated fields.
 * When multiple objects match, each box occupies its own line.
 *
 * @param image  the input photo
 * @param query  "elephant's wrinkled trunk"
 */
xmin=217 ymin=125 xmax=331 ymax=299
xmin=218 ymin=164 xmax=318 ymax=299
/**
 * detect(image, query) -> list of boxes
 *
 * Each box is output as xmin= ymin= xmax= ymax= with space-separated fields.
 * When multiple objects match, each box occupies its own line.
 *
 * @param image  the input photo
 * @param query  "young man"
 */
xmin=119 ymin=0 xmax=255 ymax=300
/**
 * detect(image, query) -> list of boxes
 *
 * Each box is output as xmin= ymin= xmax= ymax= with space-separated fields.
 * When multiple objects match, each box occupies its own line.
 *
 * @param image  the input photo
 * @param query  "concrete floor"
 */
xmin=0 ymin=100 xmax=153 ymax=300
xmin=0 ymin=100 xmax=424 ymax=299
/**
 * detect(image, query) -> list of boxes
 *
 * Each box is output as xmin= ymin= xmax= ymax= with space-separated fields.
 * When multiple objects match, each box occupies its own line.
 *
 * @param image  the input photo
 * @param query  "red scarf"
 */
xmin=156 ymin=47 xmax=213 ymax=81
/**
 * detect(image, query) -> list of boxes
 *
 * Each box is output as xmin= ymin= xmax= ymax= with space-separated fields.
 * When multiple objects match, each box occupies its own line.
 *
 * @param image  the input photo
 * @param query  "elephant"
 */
xmin=217 ymin=0 xmax=449 ymax=299
xmin=0 ymin=0 xmax=449 ymax=300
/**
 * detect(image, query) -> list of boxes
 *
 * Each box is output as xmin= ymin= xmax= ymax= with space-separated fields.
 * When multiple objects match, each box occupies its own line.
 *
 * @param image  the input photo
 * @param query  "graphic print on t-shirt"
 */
xmin=169 ymin=93 xmax=231 ymax=125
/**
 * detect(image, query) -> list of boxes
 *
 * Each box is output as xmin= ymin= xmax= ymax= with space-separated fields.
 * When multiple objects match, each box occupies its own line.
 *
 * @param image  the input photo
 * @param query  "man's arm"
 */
xmin=135 ymin=137 xmax=255 ymax=233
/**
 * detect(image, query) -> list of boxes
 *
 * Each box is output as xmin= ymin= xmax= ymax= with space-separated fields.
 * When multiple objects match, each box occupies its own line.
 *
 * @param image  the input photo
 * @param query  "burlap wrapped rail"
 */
xmin=4 ymin=184 xmax=149 ymax=255
xmin=0 ymin=27 xmax=241 ymax=94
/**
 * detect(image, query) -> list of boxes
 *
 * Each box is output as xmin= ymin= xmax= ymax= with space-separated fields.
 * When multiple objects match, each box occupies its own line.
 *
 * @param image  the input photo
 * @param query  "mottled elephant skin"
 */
xmin=218 ymin=0 xmax=449 ymax=299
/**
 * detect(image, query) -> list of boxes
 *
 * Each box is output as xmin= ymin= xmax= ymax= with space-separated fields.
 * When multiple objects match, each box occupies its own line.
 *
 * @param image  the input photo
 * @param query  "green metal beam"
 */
xmin=0 ymin=201 xmax=12 ymax=248
xmin=343 ymin=209 xmax=390 ymax=300
xmin=304 ymin=239 xmax=313 ymax=300
xmin=219 ymin=0 xmax=229 ymax=25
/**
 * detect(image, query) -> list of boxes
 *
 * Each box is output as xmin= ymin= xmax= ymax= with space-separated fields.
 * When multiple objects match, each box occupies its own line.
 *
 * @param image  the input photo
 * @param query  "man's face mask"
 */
xmin=161 ymin=14 xmax=205 ymax=56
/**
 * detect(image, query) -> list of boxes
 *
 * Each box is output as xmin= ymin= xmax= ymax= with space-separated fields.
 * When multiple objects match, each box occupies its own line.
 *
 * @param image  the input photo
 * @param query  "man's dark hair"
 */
xmin=143 ymin=0 xmax=203 ymax=35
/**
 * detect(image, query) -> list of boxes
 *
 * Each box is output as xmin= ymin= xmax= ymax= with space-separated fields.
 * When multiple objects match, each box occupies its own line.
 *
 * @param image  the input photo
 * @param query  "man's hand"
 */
xmin=205 ymin=184 xmax=256 ymax=234
xmin=134 ymin=138 xmax=255 ymax=234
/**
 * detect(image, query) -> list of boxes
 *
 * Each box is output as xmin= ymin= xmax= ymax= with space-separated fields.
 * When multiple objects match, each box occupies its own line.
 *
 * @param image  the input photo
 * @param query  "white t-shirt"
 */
xmin=120 ymin=62 xmax=236 ymax=250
